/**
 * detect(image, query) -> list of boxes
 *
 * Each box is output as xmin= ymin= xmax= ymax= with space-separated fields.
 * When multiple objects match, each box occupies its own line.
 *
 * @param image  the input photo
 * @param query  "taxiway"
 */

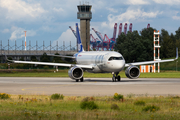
xmin=0 ymin=77 xmax=180 ymax=96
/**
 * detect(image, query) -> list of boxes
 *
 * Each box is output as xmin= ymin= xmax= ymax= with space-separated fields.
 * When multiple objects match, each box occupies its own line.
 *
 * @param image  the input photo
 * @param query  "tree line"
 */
xmin=115 ymin=27 xmax=180 ymax=63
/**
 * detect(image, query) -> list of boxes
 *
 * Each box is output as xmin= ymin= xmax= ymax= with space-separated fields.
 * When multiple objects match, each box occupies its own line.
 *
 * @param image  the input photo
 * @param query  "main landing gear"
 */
xmin=112 ymin=72 xmax=121 ymax=82
xmin=76 ymin=77 xmax=84 ymax=82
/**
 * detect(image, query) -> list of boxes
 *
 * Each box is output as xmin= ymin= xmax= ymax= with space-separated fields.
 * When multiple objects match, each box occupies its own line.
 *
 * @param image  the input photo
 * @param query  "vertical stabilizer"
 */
xmin=76 ymin=23 xmax=84 ymax=52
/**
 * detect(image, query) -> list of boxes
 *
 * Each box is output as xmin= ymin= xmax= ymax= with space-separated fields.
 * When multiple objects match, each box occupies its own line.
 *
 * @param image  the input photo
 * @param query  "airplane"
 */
xmin=6 ymin=23 xmax=178 ymax=82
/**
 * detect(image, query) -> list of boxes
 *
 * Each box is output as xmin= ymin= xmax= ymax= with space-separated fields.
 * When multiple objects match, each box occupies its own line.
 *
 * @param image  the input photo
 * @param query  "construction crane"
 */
xmin=69 ymin=26 xmax=101 ymax=50
xmin=92 ymin=23 xmax=117 ymax=50
xmin=124 ymin=23 xmax=128 ymax=35
xmin=147 ymin=24 xmax=150 ymax=29
xmin=90 ymin=34 xmax=102 ymax=50
xmin=92 ymin=28 xmax=109 ymax=50
xmin=129 ymin=23 xmax=132 ymax=32
xmin=109 ymin=23 xmax=117 ymax=50
xmin=69 ymin=26 xmax=77 ymax=38
xmin=118 ymin=23 xmax=123 ymax=36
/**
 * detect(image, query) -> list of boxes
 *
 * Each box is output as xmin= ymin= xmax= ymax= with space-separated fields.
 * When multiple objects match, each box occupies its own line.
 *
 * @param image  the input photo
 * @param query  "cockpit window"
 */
xmin=108 ymin=57 xmax=123 ymax=61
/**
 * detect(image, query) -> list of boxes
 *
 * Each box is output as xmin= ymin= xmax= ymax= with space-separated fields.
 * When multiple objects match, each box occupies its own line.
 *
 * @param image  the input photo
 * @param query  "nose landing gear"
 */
xmin=112 ymin=72 xmax=121 ymax=82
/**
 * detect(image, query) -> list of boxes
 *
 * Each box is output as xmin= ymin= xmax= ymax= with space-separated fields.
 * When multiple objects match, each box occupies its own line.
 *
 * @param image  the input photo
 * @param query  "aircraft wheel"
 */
xmin=76 ymin=79 xmax=79 ymax=82
xmin=118 ymin=76 xmax=121 ymax=81
xmin=112 ymin=77 xmax=115 ymax=82
xmin=80 ymin=77 xmax=84 ymax=82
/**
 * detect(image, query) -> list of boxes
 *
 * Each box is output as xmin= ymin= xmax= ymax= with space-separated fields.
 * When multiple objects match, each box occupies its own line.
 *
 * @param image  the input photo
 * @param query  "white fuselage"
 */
xmin=75 ymin=51 xmax=125 ymax=73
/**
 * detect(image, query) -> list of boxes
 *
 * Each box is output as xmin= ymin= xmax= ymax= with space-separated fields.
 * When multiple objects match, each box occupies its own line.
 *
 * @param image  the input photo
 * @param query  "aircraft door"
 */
xmin=95 ymin=55 xmax=98 ymax=64
xmin=91 ymin=56 xmax=94 ymax=63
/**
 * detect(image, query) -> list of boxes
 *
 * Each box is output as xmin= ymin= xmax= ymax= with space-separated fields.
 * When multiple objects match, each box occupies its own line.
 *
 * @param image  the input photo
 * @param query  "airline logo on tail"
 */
xmin=76 ymin=23 xmax=84 ymax=52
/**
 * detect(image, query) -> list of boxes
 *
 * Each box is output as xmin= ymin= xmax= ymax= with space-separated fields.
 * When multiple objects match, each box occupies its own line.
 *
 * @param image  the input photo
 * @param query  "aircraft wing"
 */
xmin=47 ymin=54 xmax=75 ymax=59
xmin=125 ymin=48 xmax=178 ymax=67
xmin=5 ymin=56 xmax=93 ymax=69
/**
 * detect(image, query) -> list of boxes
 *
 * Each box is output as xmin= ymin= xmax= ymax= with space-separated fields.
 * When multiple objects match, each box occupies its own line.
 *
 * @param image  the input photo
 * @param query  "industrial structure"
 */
xmin=70 ymin=23 xmax=151 ymax=51
xmin=24 ymin=31 xmax=27 ymax=51
xmin=0 ymin=40 xmax=76 ymax=63
xmin=154 ymin=30 xmax=161 ymax=73
xmin=140 ymin=29 xmax=161 ymax=73
xmin=77 ymin=3 xmax=92 ymax=51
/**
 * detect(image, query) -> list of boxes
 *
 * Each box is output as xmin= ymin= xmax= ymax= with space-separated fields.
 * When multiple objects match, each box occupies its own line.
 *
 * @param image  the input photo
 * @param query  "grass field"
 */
xmin=0 ymin=94 xmax=180 ymax=120
xmin=0 ymin=69 xmax=180 ymax=78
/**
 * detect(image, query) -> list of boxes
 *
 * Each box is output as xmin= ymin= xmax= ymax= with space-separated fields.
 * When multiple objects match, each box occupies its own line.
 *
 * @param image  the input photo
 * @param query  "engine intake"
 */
xmin=125 ymin=65 xmax=140 ymax=79
xmin=68 ymin=66 xmax=83 ymax=80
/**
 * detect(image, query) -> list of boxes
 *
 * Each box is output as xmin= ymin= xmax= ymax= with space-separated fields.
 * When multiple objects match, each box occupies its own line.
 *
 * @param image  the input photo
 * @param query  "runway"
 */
xmin=0 ymin=77 xmax=180 ymax=96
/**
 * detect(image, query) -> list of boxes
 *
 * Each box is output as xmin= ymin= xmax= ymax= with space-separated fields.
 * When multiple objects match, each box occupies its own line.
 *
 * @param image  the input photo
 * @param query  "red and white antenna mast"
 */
xmin=153 ymin=30 xmax=161 ymax=73
xmin=24 ymin=31 xmax=27 ymax=51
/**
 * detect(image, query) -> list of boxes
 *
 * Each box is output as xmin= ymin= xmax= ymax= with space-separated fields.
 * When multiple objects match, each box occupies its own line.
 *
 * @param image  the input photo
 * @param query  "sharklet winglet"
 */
xmin=175 ymin=47 xmax=178 ymax=60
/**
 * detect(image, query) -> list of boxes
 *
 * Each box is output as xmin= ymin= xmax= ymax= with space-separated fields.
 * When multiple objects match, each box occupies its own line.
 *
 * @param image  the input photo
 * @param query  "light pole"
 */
xmin=176 ymin=61 xmax=178 ymax=71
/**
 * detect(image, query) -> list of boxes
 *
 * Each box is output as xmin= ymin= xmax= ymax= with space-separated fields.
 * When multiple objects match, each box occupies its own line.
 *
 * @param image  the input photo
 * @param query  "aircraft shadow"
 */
xmin=80 ymin=79 xmax=142 ymax=82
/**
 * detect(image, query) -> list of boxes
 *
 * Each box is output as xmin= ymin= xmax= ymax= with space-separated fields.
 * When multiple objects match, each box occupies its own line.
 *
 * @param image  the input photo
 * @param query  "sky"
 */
xmin=0 ymin=0 xmax=180 ymax=50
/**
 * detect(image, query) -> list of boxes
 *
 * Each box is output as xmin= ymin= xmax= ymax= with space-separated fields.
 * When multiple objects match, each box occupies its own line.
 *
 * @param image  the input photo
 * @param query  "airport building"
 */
xmin=77 ymin=4 xmax=92 ymax=51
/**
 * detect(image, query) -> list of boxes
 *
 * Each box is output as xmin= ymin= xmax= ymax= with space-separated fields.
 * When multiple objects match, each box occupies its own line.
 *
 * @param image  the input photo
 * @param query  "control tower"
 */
xmin=77 ymin=4 xmax=92 ymax=51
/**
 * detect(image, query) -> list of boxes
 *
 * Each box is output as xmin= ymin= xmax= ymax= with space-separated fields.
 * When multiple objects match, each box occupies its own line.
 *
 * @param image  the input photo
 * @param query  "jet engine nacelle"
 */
xmin=125 ymin=65 xmax=140 ymax=79
xmin=68 ymin=66 xmax=83 ymax=80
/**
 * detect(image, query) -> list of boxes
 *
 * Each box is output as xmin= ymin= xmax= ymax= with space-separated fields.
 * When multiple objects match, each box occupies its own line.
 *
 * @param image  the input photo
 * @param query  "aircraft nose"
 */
xmin=111 ymin=60 xmax=125 ymax=71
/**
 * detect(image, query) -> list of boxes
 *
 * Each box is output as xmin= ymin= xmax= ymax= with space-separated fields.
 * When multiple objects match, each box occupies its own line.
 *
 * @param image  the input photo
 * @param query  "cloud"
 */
xmin=173 ymin=16 xmax=180 ymax=20
xmin=153 ymin=0 xmax=180 ymax=5
xmin=0 ymin=0 xmax=46 ymax=21
xmin=101 ymin=8 xmax=162 ymax=29
xmin=106 ymin=8 xmax=118 ymax=13
xmin=125 ymin=0 xmax=150 ymax=5
xmin=53 ymin=7 xmax=64 ymax=12
xmin=10 ymin=27 xmax=36 ymax=41
xmin=52 ymin=29 xmax=77 ymax=49
xmin=172 ymin=11 xmax=180 ymax=20
xmin=2 ymin=29 xmax=9 ymax=33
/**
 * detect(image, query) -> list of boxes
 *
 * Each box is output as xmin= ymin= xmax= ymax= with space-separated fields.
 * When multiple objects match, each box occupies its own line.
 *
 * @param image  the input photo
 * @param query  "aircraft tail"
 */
xmin=76 ymin=23 xmax=84 ymax=52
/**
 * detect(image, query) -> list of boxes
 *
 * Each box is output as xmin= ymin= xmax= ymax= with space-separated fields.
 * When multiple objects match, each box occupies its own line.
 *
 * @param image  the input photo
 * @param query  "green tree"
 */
xmin=115 ymin=30 xmax=153 ymax=63
xmin=160 ymin=29 xmax=175 ymax=58
xmin=19 ymin=57 xmax=24 ymax=61
xmin=40 ymin=53 xmax=50 ymax=62
xmin=175 ymin=27 xmax=180 ymax=40
xmin=175 ymin=27 xmax=180 ymax=56
xmin=140 ymin=27 xmax=155 ymax=41
xmin=53 ymin=53 xmax=64 ymax=63
xmin=31 ymin=56 xmax=37 ymax=61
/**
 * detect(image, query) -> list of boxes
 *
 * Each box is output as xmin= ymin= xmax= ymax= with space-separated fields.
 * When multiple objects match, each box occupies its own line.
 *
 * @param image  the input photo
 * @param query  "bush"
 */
xmin=43 ymin=66 xmax=49 ymax=69
xmin=81 ymin=97 xmax=90 ymax=102
xmin=111 ymin=103 xmax=119 ymax=110
xmin=134 ymin=100 xmax=145 ymax=106
xmin=80 ymin=101 xmax=98 ymax=110
xmin=0 ymin=93 xmax=11 ymax=99
xmin=113 ymin=93 xmax=123 ymax=100
xmin=172 ymin=96 xmax=180 ymax=99
xmin=50 ymin=93 xmax=64 ymax=100
xmin=142 ymin=105 xmax=160 ymax=112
